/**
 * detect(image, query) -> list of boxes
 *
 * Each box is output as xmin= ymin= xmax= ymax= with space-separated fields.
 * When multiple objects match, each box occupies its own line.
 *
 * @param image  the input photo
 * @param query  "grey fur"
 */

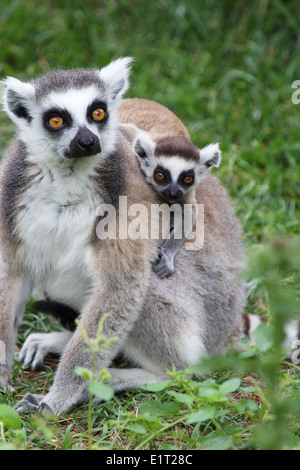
xmin=0 ymin=139 xmax=30 ymax=240
xmin=1 ymin=69 xmax=246 ymax=415
xmin=31 ymin=69 xmax=106 ymax=102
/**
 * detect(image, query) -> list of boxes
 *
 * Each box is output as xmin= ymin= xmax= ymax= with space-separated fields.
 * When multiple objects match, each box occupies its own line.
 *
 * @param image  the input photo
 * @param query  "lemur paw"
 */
xmin=15 ymin=393 xmax=54 ymax=415
xmin=18 ymin=331 xmax=72 ymax=371
xmin=18 ymin=333 xmax=49 ymax=370
xmin=153 ymin=248 xmax=175 ymax=279
xmin=14 ymin=393 xmax=45 ymax=414
xmin=0 ymin=383 xmax=15 ymax=394
xmin=0 ymin=367 xmax=15 ymax=393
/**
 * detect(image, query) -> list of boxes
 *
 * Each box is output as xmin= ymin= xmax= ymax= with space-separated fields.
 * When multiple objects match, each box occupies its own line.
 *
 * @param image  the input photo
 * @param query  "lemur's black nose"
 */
xmin=167 ymin=189 xmax=183 ymax=200
xmin=69 ymin=127 xmax=101 ymax=158
xmin=163 ymin=185 xmax=183 ymax=202
xmin=78 ymin=134 xmax=95 ymax=150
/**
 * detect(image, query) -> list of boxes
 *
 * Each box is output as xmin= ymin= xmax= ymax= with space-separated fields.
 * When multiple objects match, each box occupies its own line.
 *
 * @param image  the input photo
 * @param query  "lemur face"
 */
xmin=3 ymin=58 xmax=132 ymax=163
xmin=41 ymin=87 xmax=105 ymax=159
xmin=134 ymin=135 xmax=221 ymax=203
xmin=152 ymin=161 xmax=196 ymax=202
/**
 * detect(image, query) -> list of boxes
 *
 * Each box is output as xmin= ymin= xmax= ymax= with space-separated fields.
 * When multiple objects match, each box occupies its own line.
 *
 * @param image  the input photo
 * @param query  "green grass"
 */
xmin=0 ymin=0 xmax=299 ymax=450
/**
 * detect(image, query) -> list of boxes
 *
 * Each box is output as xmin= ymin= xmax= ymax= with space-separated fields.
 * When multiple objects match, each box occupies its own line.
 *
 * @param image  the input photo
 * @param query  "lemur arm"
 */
xmin=153 ymin=203 xmax=197 ymax=278
xmin=0 ymin=256 xmax=32 ymax=391
xmin=15 ymin=220 xmax=156 ymax=415
xmin=153 ymin=221 xmax=181 ymax=278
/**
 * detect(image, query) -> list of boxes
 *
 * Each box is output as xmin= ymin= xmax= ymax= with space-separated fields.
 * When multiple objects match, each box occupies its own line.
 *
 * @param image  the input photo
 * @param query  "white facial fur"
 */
xmin=35 ymin=86 xmax=116 ymax=164
xmin=155 ymin=155 xmax=197 ymax=181
xmin=154 ymin=143 xmax=222 ymax=184
xmin=135 ymin=135 xmax=221 ymax=195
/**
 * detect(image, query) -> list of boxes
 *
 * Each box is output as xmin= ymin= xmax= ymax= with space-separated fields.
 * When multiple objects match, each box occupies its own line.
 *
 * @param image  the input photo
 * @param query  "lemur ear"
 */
xmin=119 ymin=123 xmax=141 ymax=144
xmin=199 ymin=143 xmax=222 ymax=168
xmin=3 ymin=77 xmax=35 ymax=123
xmin=119 ymin=123 xmax=155 ymax=172
xmin=98 ymin=57 xmax=134 ymax=101
xmin=134 ymin=131 xmax=155 ymax=163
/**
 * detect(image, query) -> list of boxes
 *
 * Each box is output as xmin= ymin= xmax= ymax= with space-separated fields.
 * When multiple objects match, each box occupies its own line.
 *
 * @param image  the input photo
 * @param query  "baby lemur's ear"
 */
xmin=134 ymin=132 xmax=155 ymax=161
xmin=133 ymin=131 xmax=155 ymax=177
xmin=199 ymin=143 xmax=222 ymax=168
xmin=3 ymin=77 xmax=36 ymax=125
xmin=118 ymin=123 xmax=141 ymax=144
xmin=118 ymin=123 xmax=155 ymax=175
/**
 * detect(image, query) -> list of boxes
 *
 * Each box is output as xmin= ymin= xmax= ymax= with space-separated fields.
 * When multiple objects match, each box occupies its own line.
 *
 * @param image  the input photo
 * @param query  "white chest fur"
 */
xmin=16 ymin=162 xmax=102 ymax=311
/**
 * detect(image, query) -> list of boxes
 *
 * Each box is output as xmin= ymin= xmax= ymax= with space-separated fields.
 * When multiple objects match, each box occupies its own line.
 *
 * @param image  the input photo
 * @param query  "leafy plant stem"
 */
xmin=134 ymin=414 xmax=190 ymax=451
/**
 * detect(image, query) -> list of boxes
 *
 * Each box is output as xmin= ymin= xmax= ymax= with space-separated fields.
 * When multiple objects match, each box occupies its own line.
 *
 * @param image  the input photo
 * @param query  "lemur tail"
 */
xmin=242 ymin=313 xmax=300 ymax=363
xmin=33 ymin=300 xmax=78 ymax=332
xmin=242 ymin=313 xmax=267 ymax=342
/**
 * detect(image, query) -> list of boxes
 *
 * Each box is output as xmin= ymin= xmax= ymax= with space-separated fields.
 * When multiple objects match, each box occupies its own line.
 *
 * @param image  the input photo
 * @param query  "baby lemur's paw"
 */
xmin=153 ymin=247 xmax=175 ymax=279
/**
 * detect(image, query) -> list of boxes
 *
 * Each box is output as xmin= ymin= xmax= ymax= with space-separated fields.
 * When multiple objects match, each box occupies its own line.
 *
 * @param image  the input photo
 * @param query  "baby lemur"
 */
xmin=136 ymin=135 xmax=221 ymax=277
xmin=0 ymin=63 xmax=247 ymax=415
xmin=119 ymin=99 xmax=221 ymax=277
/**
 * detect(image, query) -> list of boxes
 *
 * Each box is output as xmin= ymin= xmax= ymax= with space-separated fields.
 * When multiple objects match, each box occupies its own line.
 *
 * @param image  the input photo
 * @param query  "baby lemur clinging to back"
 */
xmin=136 ymin=134 xmax=220 ymax=277
xmin=119 ymin=99 xmax=221 ymax=277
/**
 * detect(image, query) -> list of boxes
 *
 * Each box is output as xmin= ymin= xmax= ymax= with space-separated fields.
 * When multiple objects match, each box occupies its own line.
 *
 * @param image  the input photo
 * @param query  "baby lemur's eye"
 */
xmin=48 ymin=116 xmax=64 ymax=129
xmin=154 ymin=170 xmax=166 ymax=182
xmin=92 ymin=108 xmax=106 ymax=122
xmin=183 ymin=175 xmax=194 ymax=185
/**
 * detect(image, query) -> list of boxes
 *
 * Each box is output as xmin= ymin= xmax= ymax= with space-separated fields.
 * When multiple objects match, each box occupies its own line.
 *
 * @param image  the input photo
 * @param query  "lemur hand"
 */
xmin=153 ymin=246 xmax=175 ymax=279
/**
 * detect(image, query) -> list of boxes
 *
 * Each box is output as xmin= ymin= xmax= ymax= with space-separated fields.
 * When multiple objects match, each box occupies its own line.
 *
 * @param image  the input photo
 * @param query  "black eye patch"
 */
xmin=43 ymin=108 xmax=72 ymax=133
xmin=178 ymin=171 xmax=195 ymax=187
xmin=153 ymin=166 xmax=171 ymax=184
xmin=87 ymin=99 xmax=108 ymax=125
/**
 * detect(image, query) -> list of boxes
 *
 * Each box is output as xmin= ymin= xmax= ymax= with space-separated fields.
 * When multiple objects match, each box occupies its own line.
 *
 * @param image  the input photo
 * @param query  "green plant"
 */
xmin=74 ymin=314 xmax=117 ymax=449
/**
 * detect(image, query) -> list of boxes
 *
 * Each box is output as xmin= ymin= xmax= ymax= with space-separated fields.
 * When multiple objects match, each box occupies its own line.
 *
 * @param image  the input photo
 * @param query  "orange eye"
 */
xmin=92 ymin=108 xmax=106 ymax=122
xmin=48 ymin=116 xmax=64 ymax=129
xmin=154 ymin=171 xmax=165 ymax=182
xmin=183 ymin=175 xmax=194 ymax=185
